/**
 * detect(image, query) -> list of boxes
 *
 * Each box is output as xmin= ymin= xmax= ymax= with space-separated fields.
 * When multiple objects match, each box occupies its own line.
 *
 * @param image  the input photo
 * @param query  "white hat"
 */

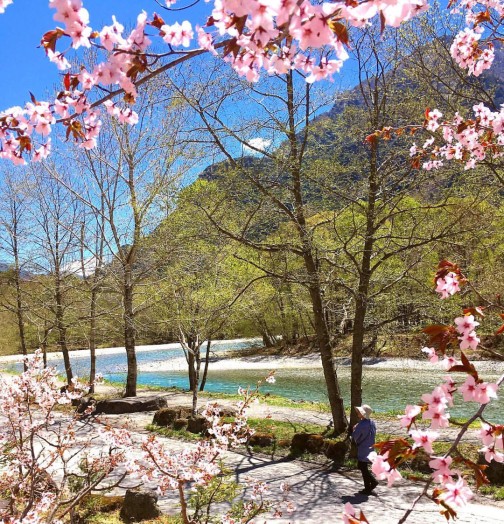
xmin=355 ymin=404 xmax=373 ymax=419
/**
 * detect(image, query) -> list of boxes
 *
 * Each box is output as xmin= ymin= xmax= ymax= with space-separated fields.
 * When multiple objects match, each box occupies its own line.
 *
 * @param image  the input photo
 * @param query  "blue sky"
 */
xmin=0 ymin=1 xmax=212 ymax=109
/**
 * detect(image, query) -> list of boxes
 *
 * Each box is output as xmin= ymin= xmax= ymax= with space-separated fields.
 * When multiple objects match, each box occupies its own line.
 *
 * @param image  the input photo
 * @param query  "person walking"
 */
xmin=352 ymin=404 xmax=378 ymax=494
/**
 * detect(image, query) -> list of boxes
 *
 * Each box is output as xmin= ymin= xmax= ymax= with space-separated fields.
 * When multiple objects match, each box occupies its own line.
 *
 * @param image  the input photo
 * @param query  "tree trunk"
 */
xmin=199 ymin=339 xmax=211 ymax=392
xmin=187 ymin=350 xmax=197 ymax=392
xmin=123 ymin=265 xmax=137 ymax=397
xmin=14 ymin=271 xmax=27 ymax=371
xmin=285 ymin=71 xmax=347 ymax=434
xmin=192 ymin=343 xmax=201 ymax=417
xmin=307 ymin=278 xmax=348 ymax=435
xmin=349 ymin=137 xmax=378 ymax=429
xmin=55 ymin=277 xmax=72 ymax=385
xmin=88 ymin=286 xmax=98 ymax=394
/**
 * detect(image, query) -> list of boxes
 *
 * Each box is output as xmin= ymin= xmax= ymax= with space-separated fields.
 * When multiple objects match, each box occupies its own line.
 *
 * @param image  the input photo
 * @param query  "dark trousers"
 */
xmin=358 ymin=460 xmax=377 ymax=490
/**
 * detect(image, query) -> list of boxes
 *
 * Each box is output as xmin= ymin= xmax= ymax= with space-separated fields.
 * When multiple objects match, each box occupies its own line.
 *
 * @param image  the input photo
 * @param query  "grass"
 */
xmin=480 ymin=485 xmax=504 ymax=500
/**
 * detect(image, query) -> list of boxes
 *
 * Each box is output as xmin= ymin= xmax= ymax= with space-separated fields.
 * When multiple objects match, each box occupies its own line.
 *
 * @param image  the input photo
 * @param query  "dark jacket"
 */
xmin=352 ymin=418 xmax=376 ymax=462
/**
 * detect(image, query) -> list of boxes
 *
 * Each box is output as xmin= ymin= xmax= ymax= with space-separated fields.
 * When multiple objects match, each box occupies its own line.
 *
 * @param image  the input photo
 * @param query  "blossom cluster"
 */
xmin=0 ymin=0 xmax=433 ymax=162
xmin=0 ymin=352 xmax=289 ymax=522
xmin=365 ymin=263 xmax=503 ymax=520
xmin=449 ymin=0 xmax=502 ymax=76
xmin=0 ymin=350 xmax=130 ymax=523
xmin=411 ymin=101 xmax=504 ymax=172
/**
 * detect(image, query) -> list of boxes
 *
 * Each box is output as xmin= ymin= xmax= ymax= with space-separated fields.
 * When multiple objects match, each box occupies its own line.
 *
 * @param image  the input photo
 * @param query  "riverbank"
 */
xmin=0 ymin=338 xmax=261 ymax=364
xmin=135 ymin=353 xmax=503 ymax=373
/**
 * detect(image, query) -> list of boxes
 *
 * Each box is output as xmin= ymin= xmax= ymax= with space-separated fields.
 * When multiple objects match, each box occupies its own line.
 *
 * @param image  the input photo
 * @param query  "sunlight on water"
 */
xmin=9 ymin=342 xmax=502 ymax=422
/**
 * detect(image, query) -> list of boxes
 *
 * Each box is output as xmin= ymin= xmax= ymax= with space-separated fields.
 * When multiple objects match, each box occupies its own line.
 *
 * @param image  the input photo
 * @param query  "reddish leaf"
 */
xmin=423 ymin=324 xmax=456 ymax=353
xmin=41 ymin=28 xmax=65 ymax=53
xmin=329 ymin=20 xmax=349 ymax=46
xmin=359 ymin=509 xmax=369 ymax=523
xmin=495 ymin=324 xmax=504 ymax=335
xmin=149 ymin=13 xmax=165 ymax=29
xmin=365 ymin=132 xmax=378 ymax=144
xmin=379 ymin=11 xmax=385 ymax=34
xmin=463 ymin=307 xmax=485 ymax=318
xmin=64 ymin=73 xmax=71 ymax=91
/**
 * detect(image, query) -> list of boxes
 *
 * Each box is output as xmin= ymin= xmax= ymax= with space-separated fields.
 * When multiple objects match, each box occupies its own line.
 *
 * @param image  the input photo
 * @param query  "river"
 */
xmin=4 ymin=339 xmax=503 ymax=421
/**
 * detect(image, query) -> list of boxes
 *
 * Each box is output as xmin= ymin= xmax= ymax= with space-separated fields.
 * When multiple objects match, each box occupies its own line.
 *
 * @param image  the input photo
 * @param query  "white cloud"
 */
xmin=243 ymin=137 xmax=272 ymax=155
xmin=63 ymin=256 xmax=98 ymax=278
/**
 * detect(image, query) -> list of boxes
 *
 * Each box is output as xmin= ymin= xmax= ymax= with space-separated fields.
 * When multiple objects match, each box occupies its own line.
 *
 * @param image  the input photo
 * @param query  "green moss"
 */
xmin=146 ymin=424 xmax=202 ymax=442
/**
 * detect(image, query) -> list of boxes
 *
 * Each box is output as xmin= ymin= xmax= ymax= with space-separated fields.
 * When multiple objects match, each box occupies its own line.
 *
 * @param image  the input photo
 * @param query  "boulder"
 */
xmin=215 ymin=405 xmax=238 ymax=418
xmin=187 ymin=415 xmax=210 ymax=434
xmin=409 ymin=450 xmax=432 ymax=474
xmin=75 ymin=397 xmax=96 ymax=414
xmin=119 ymin=489 xmax=161 ymax=522
xmin=324 ymin=440 xmax=348 ymax=467
xmin=478 ymin=453 xmax=504 ymax=485
xmin=173 ymin=418 xmax=189 ymax=430
xmin=153 ymin=406 xmax=192 ymax=427
xmin=249 ymin=433 xmax=275 ymax=447
xmin=291 ymin=433 xmax=325 ymax=455
xmin=95 ymin=396 xmax=167 ymax=415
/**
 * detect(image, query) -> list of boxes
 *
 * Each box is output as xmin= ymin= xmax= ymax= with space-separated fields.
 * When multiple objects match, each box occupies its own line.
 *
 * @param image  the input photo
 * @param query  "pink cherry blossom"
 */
xmin=476 ymin=381 xmax=498 ymax=404
xmin=399 ymin=404 xmax=421 ymax=427
xmin=458 ymin=330 xmax=480 ymax=350
xmin=435 ymin=272 xmax=460 ymax=298
xmin=421 ymin=346 xmax=438 ymax=363
xmin=342 ymin=502 xmax=357 ymax=524
xmin=441 ymin=476 xmax=473 ymax=507
xmin=0 ymin=0 xmax=12 ymax=13
xmin=421 ymin=386 xmax=449 ymax=413
xmin=410 ymin=429 xmax=439 ymax=454
xmin=454 ymin=314 xmax=479 ymax=335
xmin=480 ymin=445 xmax=504 ymax=463
xmin=370 ymin=451 xmax=403 ymax=486
xmin=458 ymin=375 xmax=479 ymax=402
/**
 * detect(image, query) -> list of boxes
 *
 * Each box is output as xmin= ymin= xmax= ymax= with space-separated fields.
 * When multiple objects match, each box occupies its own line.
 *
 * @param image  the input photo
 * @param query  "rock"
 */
xmin=249 ymin=433 xmax=275 ymax=447
xmin=120 ymin=489 xmax=161 ymax=522
xmin=324 ymin=440 xmax=348 ymax=467
xmin=76 ymin=397 xmax=96 ymax=414
xmin=153 ymin=406 xmax=192 ymax=427
xmin=173 ymin=418 xmax=188 ymax=430
xmin=187 ymin=415 xmax=210 ymax=434
xmin=214 ymin=405 xmax=238 ymax=418
xmin=94 ymin=396 xmax=167 ymax=415
xmin=478 ymin=453 xmax=504 ymax=485
xmin=291 ymin=433 xmax=325 ymax=454
xmin=409 ymin=450 xmax=432 ymax=474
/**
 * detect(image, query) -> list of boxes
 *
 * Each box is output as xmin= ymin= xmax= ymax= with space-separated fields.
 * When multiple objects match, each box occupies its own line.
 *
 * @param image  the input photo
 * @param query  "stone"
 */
xmin=75 ymin=397 xmax=96 ymax=414
xmin=214 ymin=405 xmax=238 ymax=418
xmin=94 ymin=396 xmax=167 ymax=415
xmin=119 ymin=489 xmax=161 ymax=522
xmin=187 ymin=415 xmax=209 ymax=434
xmin=173 ymin=418 xmax=188 ymax=430
xmin=324 ymin=440 xmax=348 ymax=467
xmin=478 ymin=452 xmax=504 ymax=485
xmin=153 ymin=406 xmax=192 ymax=427
xmin=409 ymin=450 xmax=432 ymax=474
xmin=290 ymin=433 xmax=325 ymax=454
xmin=249 ymin=433 xmax=275 ymax=447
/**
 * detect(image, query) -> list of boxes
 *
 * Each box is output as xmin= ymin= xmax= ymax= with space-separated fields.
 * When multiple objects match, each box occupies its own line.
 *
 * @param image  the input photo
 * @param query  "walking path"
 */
xmin=88 ymin=389 xmax=504 ymax=524
xmin=88 ymin=410 xmax=504 ymax=524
